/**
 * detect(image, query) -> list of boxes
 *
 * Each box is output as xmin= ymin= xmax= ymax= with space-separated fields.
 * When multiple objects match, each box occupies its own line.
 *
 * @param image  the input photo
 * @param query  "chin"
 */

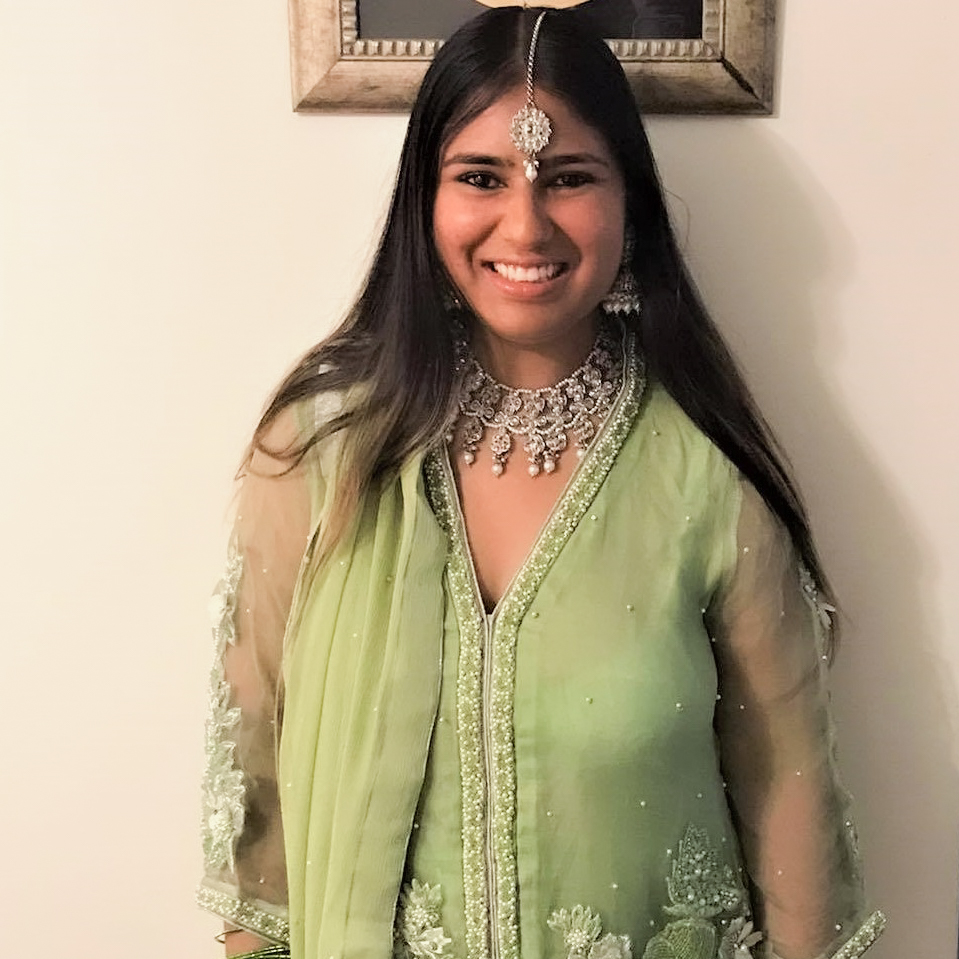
xmin=470 ymin=308 xmax=600 ymax=351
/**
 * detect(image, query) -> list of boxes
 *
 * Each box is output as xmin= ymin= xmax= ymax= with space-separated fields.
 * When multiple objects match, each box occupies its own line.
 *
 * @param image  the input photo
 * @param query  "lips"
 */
xmin=489 ymin=262 xmax=567 ymax=283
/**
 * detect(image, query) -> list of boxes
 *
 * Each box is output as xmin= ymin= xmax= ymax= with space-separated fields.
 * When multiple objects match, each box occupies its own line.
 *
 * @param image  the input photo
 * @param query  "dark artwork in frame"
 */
xmin=288 ymin=0 xmax=775 ymax=114
xmin=356 ymin=0 xmax=705 ymax=42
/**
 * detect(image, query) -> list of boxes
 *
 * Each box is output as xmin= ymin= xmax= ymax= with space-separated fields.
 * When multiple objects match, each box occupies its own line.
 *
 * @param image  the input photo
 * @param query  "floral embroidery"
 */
xmin=642 ymin=826 xmax=755 ymax=959
xmin=642 ymin=921 xmax=719 ymax=959
xmin=201 ymin=544 xmax=246 ymax=874
xmin=548 ymin=905 xmax=633 ymax=959
xmin=395 ymin=880 xmax=456 ymax=959
xmin=717 ymin=919 xmax=762 ymax=959
xmin=664 ymin=826 xmax=744 ymax=919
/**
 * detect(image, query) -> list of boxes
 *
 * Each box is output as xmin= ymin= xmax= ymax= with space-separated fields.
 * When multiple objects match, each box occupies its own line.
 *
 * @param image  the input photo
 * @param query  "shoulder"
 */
xmin=252 ymin=390 xmax=347 ymax=479
xmin=620 ymin=380 xmax=743 ymax=582
xmin=633 ymin=380 xmax=738 ymax=489
xmin=249 ymin=404 xmax=309 ymax=477
xmin=239 ymin=392 xmax=347 ymax=535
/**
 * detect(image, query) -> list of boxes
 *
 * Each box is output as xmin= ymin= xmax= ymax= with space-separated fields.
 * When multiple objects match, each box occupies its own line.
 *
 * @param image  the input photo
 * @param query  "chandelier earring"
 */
xmin=602 ymin=227 xmax=642 ymax=316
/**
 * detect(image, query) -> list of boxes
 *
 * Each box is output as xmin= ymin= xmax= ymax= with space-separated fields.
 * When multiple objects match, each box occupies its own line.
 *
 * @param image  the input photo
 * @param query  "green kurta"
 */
xmin=199 ymin=346 xmax=883 ymax=959
xmin=404 ymin=365 xmax=742 ymax=959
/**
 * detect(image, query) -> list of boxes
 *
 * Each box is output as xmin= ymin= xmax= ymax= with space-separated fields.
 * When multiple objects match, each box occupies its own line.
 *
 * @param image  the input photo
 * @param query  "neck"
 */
xmin=470 ymin=314 xmax=600 ymax=389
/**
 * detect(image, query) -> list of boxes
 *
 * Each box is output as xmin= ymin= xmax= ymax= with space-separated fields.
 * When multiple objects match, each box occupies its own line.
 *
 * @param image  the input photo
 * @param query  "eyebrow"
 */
xmin=442 ymin=151 xmax=611 ymax=169
xmin=543 ymin=152 xmax=611 ymax=169
xmin=442 ymin=153 xmax=507 ymax=168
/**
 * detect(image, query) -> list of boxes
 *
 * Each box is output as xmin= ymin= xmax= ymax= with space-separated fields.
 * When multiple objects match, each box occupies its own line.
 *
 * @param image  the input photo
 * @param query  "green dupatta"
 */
xmin=279 ymin=453 xmax=448 ymax=959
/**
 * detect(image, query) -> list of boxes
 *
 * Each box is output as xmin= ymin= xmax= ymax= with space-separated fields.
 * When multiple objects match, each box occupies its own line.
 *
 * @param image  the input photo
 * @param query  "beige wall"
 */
xmin=1 ymin=0 xmax=955 ymax=956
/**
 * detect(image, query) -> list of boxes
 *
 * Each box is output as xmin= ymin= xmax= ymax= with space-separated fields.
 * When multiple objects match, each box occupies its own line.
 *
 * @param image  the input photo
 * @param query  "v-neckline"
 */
xmin=426 ymin=332 xmax=646 ymax=625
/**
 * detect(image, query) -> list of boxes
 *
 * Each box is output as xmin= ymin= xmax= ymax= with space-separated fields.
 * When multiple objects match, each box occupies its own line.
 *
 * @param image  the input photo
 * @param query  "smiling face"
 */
xmin=433 ymin=86 xmax=626 ymax=385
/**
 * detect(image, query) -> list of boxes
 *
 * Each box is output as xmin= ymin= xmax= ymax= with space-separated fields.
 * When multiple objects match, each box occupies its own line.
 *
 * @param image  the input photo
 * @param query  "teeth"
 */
xmin=493 ymin=262 xmax=561 ymax=283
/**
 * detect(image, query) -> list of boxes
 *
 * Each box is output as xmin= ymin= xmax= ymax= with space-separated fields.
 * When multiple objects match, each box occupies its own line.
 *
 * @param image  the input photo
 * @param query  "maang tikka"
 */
xmin=510 ymin=11 xmax=552 ymax=182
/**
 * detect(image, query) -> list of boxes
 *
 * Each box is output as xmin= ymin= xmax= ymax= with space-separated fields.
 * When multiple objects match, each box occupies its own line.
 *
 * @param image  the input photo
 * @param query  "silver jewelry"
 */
xmin=510 ymin=11 xmax=552 ymax=183
xmin=602 ymin=227 xmax=642 ymax=315
xmin=451 ymin=324 xmax=624 ymax=477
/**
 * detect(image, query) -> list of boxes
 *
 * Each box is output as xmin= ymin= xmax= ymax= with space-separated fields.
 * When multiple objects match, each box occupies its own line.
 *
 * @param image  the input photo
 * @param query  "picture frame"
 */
xmin=288 ymin=0 xmax=776 ymax=116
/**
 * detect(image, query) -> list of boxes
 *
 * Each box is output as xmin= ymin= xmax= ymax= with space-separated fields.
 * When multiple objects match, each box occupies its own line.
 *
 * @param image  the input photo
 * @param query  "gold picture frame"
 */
xmin=288 ymin=0 xmax=776 ymax=115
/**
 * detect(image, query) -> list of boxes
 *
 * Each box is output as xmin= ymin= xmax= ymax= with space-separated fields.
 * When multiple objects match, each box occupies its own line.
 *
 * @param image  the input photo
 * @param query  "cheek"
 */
xmin=434 ymin=231 xmax=469 ymax=287
xmin=604 ymin=231 xmax=625 ymax=281
xmin=432 ymin=209 xmax=459 ymax=277
xmin=586 ymin=219 xmax=626 ymax=289
xmin=599 ymin=202 xmax=627 ymax=281
xmin=433 ymin=198 xmax=475 ymax=267
xmin=561 ymin=198 xmax=624 ymax=273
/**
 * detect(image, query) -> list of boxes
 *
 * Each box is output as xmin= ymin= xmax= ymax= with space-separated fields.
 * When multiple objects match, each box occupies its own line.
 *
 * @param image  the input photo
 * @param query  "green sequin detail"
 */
xmin=664 ymin=826 xmax=744 ymax=920
xmin=642 ymin=826 xmax=749 ymax=959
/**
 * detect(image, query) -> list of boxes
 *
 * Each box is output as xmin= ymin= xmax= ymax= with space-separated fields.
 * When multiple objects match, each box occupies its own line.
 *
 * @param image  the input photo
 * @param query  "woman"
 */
xmin=199 ymin=7 xmax=884 ymax=959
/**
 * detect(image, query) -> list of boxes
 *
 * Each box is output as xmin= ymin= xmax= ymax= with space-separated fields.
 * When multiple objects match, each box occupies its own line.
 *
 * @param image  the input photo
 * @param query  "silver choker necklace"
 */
xmin=450 ymin=325 xmax=624 ymax=477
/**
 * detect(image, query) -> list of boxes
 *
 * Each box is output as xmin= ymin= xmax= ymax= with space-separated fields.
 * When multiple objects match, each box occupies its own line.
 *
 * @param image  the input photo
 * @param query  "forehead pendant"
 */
xmin=510 ymin=11 xmax=552 ymax=182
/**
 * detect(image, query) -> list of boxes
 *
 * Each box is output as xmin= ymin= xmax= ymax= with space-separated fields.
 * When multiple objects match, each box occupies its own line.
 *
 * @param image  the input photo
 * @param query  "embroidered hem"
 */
xmin=196 ymin=880 xmax=290 ymax=944
xmin=827 ymin=910 xmax=886 ymax=959
xmin=766 ymin=909 xmax=885 ymax=959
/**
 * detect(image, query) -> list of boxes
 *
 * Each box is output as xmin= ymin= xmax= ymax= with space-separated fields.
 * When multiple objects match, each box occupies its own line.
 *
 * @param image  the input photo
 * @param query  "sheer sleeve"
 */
xmin=709 ymin=482 xmax=884 ymax=959
xmin=198 ymin=408 xmax=319 ymax=945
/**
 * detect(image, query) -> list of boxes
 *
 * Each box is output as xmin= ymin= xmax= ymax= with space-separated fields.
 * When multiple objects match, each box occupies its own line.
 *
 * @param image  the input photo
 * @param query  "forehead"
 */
xmin=442 ymin=86 xmax=614 ymax=161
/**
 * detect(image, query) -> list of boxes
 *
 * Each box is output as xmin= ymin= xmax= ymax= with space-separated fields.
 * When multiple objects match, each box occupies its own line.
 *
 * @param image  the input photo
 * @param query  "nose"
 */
xmin=500 ymin=182 xmax=554 ymax=248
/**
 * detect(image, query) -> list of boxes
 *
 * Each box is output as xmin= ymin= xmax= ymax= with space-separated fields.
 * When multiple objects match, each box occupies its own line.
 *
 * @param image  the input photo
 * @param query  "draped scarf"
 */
xmin=279 ymin=453 xmax=448 ymax=959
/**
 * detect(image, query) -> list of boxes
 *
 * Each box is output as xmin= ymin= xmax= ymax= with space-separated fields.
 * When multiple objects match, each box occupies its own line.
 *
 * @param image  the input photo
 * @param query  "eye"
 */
xmin=457 ymin=171 xmax=502 ymax=190
xmin=550 ymin=171 xmax=594 ymax=189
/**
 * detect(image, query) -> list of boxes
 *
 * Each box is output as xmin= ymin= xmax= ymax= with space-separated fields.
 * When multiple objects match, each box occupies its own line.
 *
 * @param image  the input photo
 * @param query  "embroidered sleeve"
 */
xmin=708 ymin=481 xmax=884 ymax=959
xmin=197 ymin=408 xmax=317 ymax=944
xmin=201 ymin=545 xmax=246 ymax=878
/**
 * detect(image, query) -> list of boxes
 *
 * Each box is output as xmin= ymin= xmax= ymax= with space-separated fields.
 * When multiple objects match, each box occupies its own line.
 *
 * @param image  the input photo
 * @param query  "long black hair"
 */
xmin=252 ymin=7 xmax=833 ymax=613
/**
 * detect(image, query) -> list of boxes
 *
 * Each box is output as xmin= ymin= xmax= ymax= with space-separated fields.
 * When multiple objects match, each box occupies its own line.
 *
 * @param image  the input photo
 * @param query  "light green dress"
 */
xmin=198 ymin=344 xmax=883 ymax=959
